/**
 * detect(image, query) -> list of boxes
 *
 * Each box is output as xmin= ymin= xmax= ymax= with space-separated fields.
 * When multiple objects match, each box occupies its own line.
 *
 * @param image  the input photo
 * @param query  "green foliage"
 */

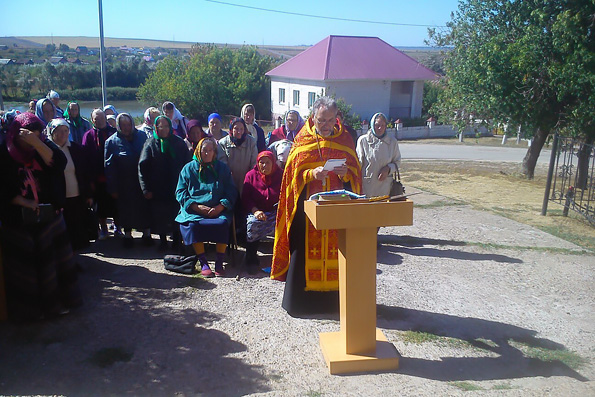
xmin=428 ymin=0 xmax=595 ymax=176
xmin=59 ymin=87 xmax=138 ymax=101
xmin=58 ymin=43 xmax=69 ymax=52
xmin=422 ymin=81 xmax=443 ymax=118
xmin=138 ymin=45 xmax=276 ymax=121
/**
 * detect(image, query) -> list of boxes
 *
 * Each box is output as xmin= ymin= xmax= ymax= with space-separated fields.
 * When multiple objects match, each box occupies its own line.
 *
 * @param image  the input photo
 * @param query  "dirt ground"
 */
xmin=0 ymin=158 xmax=593 ymax=396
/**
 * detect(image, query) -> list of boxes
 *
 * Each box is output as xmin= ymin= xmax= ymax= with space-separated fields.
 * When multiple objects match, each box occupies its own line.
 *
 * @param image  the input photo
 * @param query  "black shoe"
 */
xmin=122 ymin=237 xmax=134 ymax=249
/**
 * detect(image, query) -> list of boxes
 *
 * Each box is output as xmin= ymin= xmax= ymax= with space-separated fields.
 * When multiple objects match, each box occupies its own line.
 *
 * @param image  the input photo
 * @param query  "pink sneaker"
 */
xmin=201 ymin=263 xmax=213 ymax=278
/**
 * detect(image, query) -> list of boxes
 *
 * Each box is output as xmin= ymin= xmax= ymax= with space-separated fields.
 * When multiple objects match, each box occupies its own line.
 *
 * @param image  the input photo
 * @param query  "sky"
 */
xmin=1 ymin=0 xmax=460 ymax=47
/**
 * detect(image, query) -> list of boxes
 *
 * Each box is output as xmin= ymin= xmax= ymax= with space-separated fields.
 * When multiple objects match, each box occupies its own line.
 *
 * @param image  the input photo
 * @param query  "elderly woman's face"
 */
xmin=286 ymin=112 xmax=299 ymax=130
xmin=200 ymin=140 xmax=216 ymax=163
xmin=52 ymin=125 xmax=70 ymax=147
xmin=209 ymin=118 xmax=221 ymax=132
xmin=258 ymin=156 xmax=273 ymax=176
xmin=42 ymin=101 xmax=54 ymax=122
xmin=374 ymin=116 xmax=387 ymax=136
xmin=118 ymin=116 xmax=133 ymax=136
xmin=156 ymin=118 xmax=170 ymax=138
xmin=164 ymin=107 xmax=174 ymax=120
xmin=92 ymin=111 xmax=107 ymax=129
xmin=244 ymin=108 xmax=255 ymax=125
xmin=107 ymin=118 xmax=117 ymax=128
xmin=104 ymin=107 xmax=115 ymax=116
xmin=231 ymin=122 xmax=244 ymax=139
xmin=188 ymin=126 xmax=202 ymax=143
xmin=68 ymin=103 xmax=79 ymax=119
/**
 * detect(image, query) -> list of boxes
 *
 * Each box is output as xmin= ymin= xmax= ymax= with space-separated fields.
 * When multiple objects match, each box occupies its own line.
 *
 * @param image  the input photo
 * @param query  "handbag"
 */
xmin=164 ymin=255 xmax=198 ymax=275
xmin=21 ymin=204 xmax=55 ymax=225
xmin=389 ymin=166 xmax=405 ymax=197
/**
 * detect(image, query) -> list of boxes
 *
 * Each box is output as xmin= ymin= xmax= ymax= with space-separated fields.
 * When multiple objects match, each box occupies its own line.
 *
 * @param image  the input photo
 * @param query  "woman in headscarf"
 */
xmin=47 ymin=118 xmax=93 ymax=250
xmin=162 ymin=101 xmax=188 ymax=139
xmin=34 ymin=98 xmax=56 ymax=126
xmin=139 ymin=115 xmax=190 ymax=251
xmin=217 ymin=117 xmax=258 ymax=196
xmin=184 ymin=119 xmax=207 ymax=153
xmin=104 ymin=113 xmax=150 ymax=248
xmin=207 ymin=113 xmax=228 ymax=141
xmin=240 ymin=103 xmax=266 ymax=152
xmin=0 ymin=113 xmax=82 ymax=321
xmin=63 ymin=101 xmax=92 ymax=144
xmin=241 ymin=150 xmax=282 ymax=274
xmin=138 ymin=106 xmax=161 ymax=138
xmin=269 ymin=110 xmax=304 ymax=145
xmin=82 ymin=108 xmax=118 ymax=240
xmin=356 ymin=112 xmax=402 ymax=197
xmin=106 ymin=114 xmax=117 ymax=129
xmin=102 ymin=104 xmax=118 ymax=117
xmin=176 ymin=137 xmax=237 ymax=277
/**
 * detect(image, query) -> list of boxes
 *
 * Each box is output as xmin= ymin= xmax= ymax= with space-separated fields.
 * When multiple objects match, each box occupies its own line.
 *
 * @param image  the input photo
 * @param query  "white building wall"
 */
xmin=410 ymin=81 xmax=424 ymax=118
xmin=270 ymin=78 xmax=326 ymax=121
xmin=269 ymin=78 xmax=425 ymax=122
xmin=326 ymin=80 xmax=390 ymax=122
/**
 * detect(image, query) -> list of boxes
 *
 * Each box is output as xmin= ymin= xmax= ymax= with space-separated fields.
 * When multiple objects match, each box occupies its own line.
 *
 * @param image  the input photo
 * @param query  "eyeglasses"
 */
xmin=314 ymin=117 xmax=335 ymax=126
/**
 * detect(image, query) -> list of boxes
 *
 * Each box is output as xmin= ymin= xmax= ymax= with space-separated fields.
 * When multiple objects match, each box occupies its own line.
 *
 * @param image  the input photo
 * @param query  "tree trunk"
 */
xmin=521 ymin=128 xmax=549 ymax=179
xmin=576 ymin=136 xmax=594 ymax=190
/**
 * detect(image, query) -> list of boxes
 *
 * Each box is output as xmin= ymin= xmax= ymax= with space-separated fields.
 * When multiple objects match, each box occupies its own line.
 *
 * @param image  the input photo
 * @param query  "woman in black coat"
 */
xmin=138 ymin=115 xmax=190 ymax=250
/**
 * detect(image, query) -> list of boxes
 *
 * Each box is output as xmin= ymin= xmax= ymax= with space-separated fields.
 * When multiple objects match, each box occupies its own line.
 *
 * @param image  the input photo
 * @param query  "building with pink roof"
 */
xmin=265 ymin=35 xmax=438 ymax=122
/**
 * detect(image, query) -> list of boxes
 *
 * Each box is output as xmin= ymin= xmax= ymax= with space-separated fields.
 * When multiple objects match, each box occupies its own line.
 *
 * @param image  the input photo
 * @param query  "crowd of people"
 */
xmin=0 ymin=92 xmax=401 ymax=320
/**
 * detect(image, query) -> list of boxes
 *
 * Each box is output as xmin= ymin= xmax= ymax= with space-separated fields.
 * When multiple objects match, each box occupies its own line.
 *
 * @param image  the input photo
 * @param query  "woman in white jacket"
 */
xmin=356 ymin=112 xmax=401 ymax=197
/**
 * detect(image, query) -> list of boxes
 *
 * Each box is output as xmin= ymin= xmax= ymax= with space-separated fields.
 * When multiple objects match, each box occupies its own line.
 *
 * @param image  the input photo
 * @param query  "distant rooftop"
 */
xmin=266 ymin=35 xmax=438 ymax=81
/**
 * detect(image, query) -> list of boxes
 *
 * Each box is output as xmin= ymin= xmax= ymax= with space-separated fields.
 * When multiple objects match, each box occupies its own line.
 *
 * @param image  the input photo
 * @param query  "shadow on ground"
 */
xmin=0 ymin=252 xmax=271 ymax=396
xmin=379 ymin=234 xmax=523 ymax=264
xmin=377 ymin=304 xmax=588 ymax=382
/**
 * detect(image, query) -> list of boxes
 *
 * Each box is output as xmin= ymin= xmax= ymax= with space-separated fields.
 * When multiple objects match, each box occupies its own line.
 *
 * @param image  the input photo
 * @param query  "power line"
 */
xmin=204 ymin=0 xmax=447 ymax=28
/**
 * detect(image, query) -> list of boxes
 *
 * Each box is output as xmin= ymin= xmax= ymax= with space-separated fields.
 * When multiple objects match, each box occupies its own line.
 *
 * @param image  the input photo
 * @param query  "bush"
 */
xmin=59 ymin=87 xmax=138 ymax=101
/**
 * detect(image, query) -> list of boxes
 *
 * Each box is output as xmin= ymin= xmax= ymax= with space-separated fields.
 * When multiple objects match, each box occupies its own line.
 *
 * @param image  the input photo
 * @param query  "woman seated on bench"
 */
xmin=175 ymin=137 xmax=237 ymax=277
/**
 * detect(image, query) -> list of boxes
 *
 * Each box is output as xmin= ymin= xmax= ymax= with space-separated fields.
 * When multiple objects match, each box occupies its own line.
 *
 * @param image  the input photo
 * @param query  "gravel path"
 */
xmin=1 ymin=190 xmax=593 ymax=396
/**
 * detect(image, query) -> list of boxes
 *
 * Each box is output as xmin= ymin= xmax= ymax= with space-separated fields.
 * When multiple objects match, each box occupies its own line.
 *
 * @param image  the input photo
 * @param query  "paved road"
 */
xmin=399 ymin=143 xmax=551 ymax=164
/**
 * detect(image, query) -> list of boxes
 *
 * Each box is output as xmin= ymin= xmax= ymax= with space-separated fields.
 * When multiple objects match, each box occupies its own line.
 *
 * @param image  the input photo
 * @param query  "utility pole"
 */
xmin=98 ymin=0 xmax=108 ymax=107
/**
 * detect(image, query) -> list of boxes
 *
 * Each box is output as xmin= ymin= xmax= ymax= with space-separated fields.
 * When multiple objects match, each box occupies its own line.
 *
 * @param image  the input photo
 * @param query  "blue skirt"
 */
xmin=179 ymin=218 xmax=229 ymax=245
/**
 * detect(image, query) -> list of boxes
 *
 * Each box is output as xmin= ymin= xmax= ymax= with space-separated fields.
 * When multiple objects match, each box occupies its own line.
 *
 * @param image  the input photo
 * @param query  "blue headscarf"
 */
xmin=35 ymin=98 xmax=56 ymax=126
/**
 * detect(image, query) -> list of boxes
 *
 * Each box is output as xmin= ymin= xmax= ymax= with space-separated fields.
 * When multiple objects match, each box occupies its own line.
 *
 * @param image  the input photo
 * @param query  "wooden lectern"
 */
xmin=304 ymin=199 xmax=413 ymax=374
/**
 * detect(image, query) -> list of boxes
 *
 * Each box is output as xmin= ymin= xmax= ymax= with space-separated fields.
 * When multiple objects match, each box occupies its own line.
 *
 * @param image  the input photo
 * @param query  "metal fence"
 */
xmin=542 ymin=134 xmax=595 ymax=226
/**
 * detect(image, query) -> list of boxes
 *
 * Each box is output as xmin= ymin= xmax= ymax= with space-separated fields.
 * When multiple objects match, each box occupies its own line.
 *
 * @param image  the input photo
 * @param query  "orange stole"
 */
xmin=271 ymin=117 xmax=362 ymax=290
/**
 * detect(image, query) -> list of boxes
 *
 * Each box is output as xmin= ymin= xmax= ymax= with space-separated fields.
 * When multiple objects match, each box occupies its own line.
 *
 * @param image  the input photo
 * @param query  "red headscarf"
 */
xmin=256 ymin=150 xmax=280 ymax=185
xmin=6 ymin=112 xmax=46 ymax=166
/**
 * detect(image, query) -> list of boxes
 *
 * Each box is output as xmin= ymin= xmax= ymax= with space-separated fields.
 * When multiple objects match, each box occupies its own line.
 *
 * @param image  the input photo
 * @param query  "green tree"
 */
xmin=428 ymin=0 xmax=595 ymax=178
xmin=58 ymin=43 xmax=70 ymax=52
xmin=138 ymin=45 xmax=276 ymax=121
xmin=45 ymin=43 xmax=56 ymax=54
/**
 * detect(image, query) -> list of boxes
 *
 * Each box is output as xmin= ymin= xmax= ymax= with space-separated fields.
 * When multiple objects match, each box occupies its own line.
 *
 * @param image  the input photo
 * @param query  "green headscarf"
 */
xmin=153 ymin=115 xmax=176 ymax=158
xmin=63 ymin=101 xmax=82 ymax=129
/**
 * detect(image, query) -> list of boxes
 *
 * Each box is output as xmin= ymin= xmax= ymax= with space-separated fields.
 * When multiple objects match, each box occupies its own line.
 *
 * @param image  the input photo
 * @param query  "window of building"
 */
xmin=279 ymin=88 xmax=285 ymax=104
xmin=308 ymin=92 xmax=316 ymax=108
xmin=293 ymin=90 xmax=300 ymax=106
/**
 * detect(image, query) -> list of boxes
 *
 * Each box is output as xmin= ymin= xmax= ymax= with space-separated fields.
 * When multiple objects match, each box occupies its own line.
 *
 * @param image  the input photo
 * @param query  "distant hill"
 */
xmin=7 ymin=36 xmax=441 ymax=63
xmin=0 ymin=37 xmax=45 ymax=48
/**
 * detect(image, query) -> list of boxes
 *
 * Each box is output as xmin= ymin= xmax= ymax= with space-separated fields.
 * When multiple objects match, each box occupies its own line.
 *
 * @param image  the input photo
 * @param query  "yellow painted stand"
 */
xmin=304 ymin=199 xmax=413 ymax=374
